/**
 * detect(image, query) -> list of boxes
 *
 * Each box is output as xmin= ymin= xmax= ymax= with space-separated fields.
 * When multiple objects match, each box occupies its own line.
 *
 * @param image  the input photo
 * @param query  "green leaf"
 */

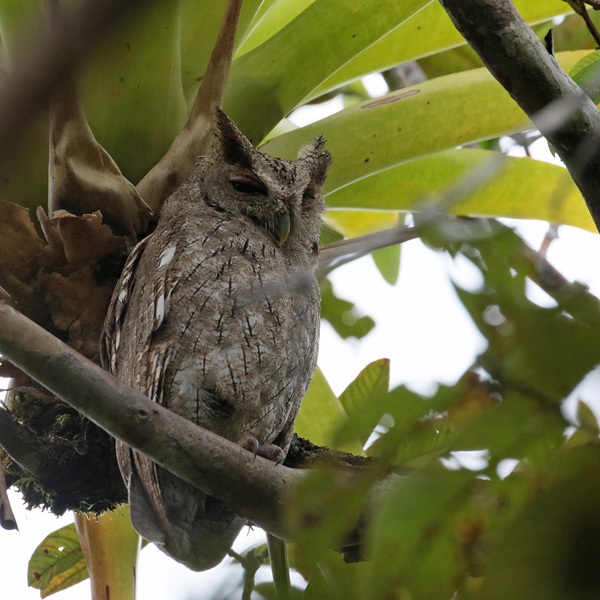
xmin=236 ymin=0 xmax=318 ymax=56
xmin=179 ymin=0 xmax=267 ymax=103
xmin=225 ymin=0 xmax=430 ymax=142
xmin=418 ymin=44 xmax=483 ymax=78
xmin=334 ymin=383 xmax=457 ymax=455
xmin=450 ymin=225 xmax=600 ymax=400
xmin=479 ymin=446 xmax=600 ymax=600
xmin=295 ymin=367 xmax=350 ymax=450
xmin=304 ymin=552 xmax=370 ymax=600
xmin=263 ymin=51 xmax=588 ymax=200
xmin=339 ymin=359 xmax=390 ymax=446
xmin=319 ymin=222 xmax=344 ymax=246
xmin=325 ymin=149 xmax=594 ymax=232
xmin=310 ymin=0 xmax=574 ymax=100
xmin=577 ymin=400 xmax=599 ymax=435
xmin=371 ymin=244 xmax=401 ymax=286
xmin=320 ymin=278 xmax=375 ymax=340
xmin=367 ymin=467 xmax=480 ymax=599
xmin=570 ymin=49 xmax=600 ymax=104
xmin=28 ymin=523 xmax=88 ymax=596
xmin=323 ymin=210 xmax=398 ymax=238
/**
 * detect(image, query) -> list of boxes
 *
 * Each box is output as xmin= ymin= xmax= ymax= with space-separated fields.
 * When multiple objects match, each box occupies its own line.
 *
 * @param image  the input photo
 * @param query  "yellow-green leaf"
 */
xmin=325 ymin=149 xmax=594 ymax=232
xmin=311 ymin=0 xmax=573 ymax=100
xmin=225 ymin=0 xmax=430 ymax=143
xmin=339 ymin=359 xmax=390 ymax=446
xmin=296 ymin=368 xmax=358 ymax=452
xmin=28 ymin=523 xmax=87 ymax=593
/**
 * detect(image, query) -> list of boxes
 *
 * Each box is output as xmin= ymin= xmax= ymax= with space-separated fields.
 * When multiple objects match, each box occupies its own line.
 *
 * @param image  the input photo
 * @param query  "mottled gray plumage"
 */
xmin=101 ymin=111 xmax=331 ymax=570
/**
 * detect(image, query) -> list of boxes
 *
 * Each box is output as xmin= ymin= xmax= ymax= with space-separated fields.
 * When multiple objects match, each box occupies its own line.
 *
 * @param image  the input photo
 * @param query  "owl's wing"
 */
xmin=101 ymin=235 xmax=150 ymax=375
xmin=101 ymin=234 xmax=173 ymax=544
xmin=102 ymin=234 xmax=245 ymax=571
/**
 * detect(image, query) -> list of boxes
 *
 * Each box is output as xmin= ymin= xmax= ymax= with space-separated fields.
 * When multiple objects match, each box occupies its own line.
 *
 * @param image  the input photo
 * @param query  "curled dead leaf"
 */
xmin=49 ymin=71 xmax=152 ymax=238
xmin=0 ymin=201 xmax=44 ymax=280
xmin=48 ymin=210 xmax=127 ymax=271
xmin=38 ymin=268 xmax=114 ymax=358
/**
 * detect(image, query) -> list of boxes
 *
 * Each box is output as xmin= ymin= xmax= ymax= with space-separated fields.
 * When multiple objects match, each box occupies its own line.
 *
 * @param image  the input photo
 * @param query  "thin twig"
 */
xmin=267 ymin=533 xmax=291 ymax=600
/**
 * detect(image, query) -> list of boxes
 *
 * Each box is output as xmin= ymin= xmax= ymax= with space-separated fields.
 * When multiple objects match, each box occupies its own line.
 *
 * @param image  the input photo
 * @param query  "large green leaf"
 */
xmin=339 ymin=358 xmax=389 ymax=446
xmin=367 ymin=468 xmax=479 ymax=600
xmin=77 ymin=2 xmax=188 ymax=184
xmin=479 ymin=447 xmax=600 ymax=600
xmin=179 ymin=0 xmax=268 ymax=103
xmin=236 ymin=0 xmax=318 ymax=56
xmin=309 ymin=0 xmax=573 ymax=100
xmin=325 ymin=149 xmax=594 ymax=232
xmin=263 ymin=52 xmax=588 ymax=194
xmin=224 ymin=0 xmax=430 ymax=142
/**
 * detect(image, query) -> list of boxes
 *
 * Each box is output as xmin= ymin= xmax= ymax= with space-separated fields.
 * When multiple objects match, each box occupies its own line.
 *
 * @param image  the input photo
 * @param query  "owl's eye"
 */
xmin=230 ymin=180 xmax=266 ymax=194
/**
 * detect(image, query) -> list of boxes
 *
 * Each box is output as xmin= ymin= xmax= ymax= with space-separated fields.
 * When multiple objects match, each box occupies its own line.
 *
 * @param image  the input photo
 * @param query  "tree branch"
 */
xmin=0 ymin=301 xmax=297 ymax=538
xmin=0 ymin=300 xmax=401 ymax=550
xmin=439 ymin=0 xmax=600 ymax=232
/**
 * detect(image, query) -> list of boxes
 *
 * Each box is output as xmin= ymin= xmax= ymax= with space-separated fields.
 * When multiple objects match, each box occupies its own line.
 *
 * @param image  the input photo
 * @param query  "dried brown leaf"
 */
xmin=49 ymin=210 xmax=127 ymax=270
xmin=49 ymin=76 xmax=152 ymax=238
xmin=37 ymin=207 xmax=66 ymax=266
xmin=38 ymin=268 xmax=113 ymax=358
xmin=0 ymin=201 xmax=45 ymax=278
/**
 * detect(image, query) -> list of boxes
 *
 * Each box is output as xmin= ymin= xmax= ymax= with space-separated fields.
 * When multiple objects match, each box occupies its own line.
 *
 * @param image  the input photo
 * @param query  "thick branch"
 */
xmin=0 ymin=301 xmax=297 ymax=538
xmin=439 ymin=0 xmax=600 ymax=232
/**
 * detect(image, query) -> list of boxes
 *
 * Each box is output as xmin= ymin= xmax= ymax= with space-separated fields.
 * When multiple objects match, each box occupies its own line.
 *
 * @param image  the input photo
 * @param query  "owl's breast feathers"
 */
xmin=102 ymin=197 xmax=320 ymax=450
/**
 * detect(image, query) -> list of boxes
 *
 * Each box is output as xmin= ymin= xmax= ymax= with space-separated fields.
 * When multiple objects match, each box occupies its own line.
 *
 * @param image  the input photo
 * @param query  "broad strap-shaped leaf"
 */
xmin=263 ymin=51 xmax=588 ymax=196
xmin=225 ymin=0 xmax=430 ymax=143
xmin=310 ymin=0 xmax=573 ymax=100
xmin=325 ymin=149 xmax=594 ymax=232
xmin=136 ymin=0 xmax=244 ymax=212
xmin=74 ymin=508 xmax=140 ymax=600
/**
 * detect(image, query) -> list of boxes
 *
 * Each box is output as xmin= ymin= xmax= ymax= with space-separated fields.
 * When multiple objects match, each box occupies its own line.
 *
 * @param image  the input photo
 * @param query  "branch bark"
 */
xmin=439 ymin=0 xmax=600 ymax=232
xmin=0 ymin=301 xmax=297 ymax=538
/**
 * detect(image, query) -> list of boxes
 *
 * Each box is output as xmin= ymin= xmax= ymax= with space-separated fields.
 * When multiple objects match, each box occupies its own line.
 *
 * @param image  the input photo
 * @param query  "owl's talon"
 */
xmin=240 ymin=437 xmax=285 ymax=465
xmin=240 ymin=436 xmax=260 ymax=458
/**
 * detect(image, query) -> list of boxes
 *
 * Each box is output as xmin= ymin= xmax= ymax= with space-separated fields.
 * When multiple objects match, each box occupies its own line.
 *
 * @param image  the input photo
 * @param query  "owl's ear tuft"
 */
xmin=214 ymin=109 xmax=254 ymax=169
xmin=297 ymin=135 xmax=327 ymax=159
xmin=298 ymin=136 xmax=332 ymax=188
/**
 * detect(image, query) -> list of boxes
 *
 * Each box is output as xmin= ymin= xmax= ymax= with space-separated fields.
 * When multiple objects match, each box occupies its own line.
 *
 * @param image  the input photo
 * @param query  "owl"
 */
xmin=101 ymin=110 xmax=331 ymax=571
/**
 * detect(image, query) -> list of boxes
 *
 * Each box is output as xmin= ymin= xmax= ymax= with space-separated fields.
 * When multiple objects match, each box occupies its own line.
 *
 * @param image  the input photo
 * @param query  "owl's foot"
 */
xmin=240 ymin=437 xmax=285 ymax=465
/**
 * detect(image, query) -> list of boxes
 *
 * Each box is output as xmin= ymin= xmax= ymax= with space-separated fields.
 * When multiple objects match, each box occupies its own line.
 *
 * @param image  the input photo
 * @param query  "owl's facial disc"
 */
xmin=228 ymin=170 xmax=292 ymax=246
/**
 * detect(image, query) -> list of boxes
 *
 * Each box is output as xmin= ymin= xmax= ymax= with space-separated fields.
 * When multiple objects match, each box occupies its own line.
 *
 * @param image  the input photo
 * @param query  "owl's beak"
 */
xmin=277 ymin=209 xmax=291 ymax=245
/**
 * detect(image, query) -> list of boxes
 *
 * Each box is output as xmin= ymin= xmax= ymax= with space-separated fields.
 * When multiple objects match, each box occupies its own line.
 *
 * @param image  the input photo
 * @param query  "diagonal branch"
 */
xmin=439 ymin=0 xmax=600 ymax=232
xmin=0 ymin=301 xmax=296 ymax=538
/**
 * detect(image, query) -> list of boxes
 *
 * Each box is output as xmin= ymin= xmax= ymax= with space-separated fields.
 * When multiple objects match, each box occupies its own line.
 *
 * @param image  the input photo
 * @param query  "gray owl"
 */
xmin=100 ymin=110 xmax=331 ymax=571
